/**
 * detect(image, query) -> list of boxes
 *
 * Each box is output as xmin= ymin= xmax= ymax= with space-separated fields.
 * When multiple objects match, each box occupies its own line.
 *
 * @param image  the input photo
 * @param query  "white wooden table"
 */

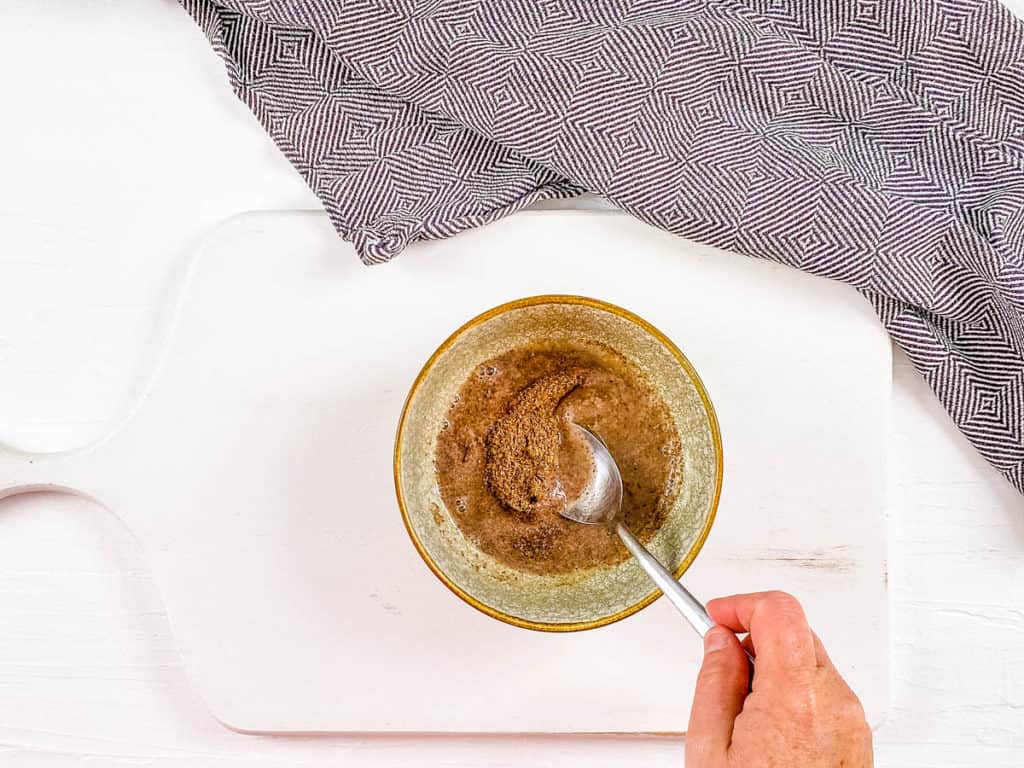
xmin=1 ymin=2 xmax=1022 ymax=765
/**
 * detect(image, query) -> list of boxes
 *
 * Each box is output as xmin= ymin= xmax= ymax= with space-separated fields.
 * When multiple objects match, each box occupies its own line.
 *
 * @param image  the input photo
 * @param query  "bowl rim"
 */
xmin=393 ymin=294 xmax=724 ymax=632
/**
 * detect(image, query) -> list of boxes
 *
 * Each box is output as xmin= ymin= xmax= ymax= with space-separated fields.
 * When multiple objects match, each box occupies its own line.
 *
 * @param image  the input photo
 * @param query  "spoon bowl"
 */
xmin=562 ymin=425 xmax=754 ymax=670
xmin=563 ymin=426 xmax=622 ymax=527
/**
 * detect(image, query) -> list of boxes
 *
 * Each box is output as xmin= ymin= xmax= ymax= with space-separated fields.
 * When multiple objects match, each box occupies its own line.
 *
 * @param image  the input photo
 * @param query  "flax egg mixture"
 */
xmin=434 ymin=340 xmax=683 ymax=575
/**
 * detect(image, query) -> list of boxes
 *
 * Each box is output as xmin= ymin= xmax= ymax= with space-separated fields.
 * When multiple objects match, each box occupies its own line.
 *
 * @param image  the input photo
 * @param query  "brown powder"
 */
xmin=434 ymin=341 xmax=682 ymax=575
xmin=484 ymin=369 xmax=585 ymax=519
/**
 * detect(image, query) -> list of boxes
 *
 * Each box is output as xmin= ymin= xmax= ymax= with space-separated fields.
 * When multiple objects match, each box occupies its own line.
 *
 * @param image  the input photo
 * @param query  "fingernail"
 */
xmin=704 ymin=628 xmax=729 ymax=653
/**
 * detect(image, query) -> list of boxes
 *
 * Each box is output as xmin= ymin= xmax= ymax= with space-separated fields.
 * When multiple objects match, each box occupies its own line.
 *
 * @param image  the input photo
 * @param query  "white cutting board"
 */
xmin=0 ymin=210 xmax=890 ymax=734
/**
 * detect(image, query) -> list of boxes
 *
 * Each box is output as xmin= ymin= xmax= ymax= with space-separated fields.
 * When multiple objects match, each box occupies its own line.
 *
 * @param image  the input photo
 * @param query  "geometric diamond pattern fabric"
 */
xmin=181 ymin=0 xmax=1024 ymax=493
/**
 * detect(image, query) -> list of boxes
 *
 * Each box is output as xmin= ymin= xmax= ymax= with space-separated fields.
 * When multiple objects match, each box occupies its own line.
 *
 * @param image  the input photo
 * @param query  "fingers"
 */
xmin=740 ymin=634 xmax=755 ymax=656
xmin=707 ymin=591 xmax=818 ymax=675
xmin=687 ymin=626 xmax=749 ymax=763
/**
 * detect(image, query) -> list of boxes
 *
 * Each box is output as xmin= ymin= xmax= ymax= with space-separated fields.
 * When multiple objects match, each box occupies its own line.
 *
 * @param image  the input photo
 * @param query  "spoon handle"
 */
xmin=615 ymin=522 xmax=756 ymax=669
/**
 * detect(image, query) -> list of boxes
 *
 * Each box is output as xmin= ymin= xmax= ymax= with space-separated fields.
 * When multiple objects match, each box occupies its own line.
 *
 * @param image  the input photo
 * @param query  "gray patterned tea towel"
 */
xmin=182 ymin=0 xmax=1024 ymax=493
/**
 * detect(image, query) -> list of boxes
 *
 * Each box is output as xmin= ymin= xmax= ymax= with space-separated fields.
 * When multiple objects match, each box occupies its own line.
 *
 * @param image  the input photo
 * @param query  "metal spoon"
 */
xmin=562 ymin=425 xmax=754 ymax=667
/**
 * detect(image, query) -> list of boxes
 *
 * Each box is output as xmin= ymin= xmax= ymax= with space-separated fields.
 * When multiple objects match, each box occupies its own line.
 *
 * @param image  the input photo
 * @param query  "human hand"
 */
xmin=686 ymin=591 xmax=872 ymax=767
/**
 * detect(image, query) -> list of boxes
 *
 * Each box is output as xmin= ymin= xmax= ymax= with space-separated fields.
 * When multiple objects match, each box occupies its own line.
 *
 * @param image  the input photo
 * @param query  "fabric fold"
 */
xmin=182 ymin=0 xmax=1024 ymax=492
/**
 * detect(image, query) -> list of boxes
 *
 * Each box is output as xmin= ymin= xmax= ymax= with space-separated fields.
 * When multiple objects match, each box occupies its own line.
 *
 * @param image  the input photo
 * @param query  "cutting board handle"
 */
xmin=0 ymin=444 xmax=106 ymax=503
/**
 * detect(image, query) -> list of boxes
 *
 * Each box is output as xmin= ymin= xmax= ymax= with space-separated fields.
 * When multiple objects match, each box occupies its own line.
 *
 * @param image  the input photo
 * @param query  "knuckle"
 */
xmin=781 ymin=680 xmax=821 ymax=727
xmin=765 ymin=590 xmax=801 ymax=612
xmin=794 ymin=687 xmax=819 ymax=718
xmin=760 ymin=591 xmax=810 ymax=630
xmin=841 ymin=693 xmax=868 ymax=726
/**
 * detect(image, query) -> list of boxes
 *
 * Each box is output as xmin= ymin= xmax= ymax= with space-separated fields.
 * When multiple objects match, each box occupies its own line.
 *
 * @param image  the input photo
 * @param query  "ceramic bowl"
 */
xmin=394 ymin=295 xmax=722 ymax=631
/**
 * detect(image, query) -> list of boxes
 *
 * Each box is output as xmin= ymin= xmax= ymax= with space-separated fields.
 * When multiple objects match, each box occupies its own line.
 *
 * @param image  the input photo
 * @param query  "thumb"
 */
xmin=686 ymin=626 xmax=749 ymax=765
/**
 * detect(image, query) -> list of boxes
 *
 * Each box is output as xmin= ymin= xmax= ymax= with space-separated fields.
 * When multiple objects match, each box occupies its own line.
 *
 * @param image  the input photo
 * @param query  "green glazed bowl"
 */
xmin=394 ymin=295 xmax=723 ymax=632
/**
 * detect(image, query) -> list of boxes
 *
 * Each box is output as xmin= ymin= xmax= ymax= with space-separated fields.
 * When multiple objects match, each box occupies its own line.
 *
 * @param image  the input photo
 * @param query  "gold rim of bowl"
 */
xmin=393 ymin=294 xmax=724 ymax=633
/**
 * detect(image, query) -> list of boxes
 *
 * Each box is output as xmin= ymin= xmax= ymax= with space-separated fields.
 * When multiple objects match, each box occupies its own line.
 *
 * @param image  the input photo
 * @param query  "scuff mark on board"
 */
xmin=728 ymin=546 xmax=856 ymax=573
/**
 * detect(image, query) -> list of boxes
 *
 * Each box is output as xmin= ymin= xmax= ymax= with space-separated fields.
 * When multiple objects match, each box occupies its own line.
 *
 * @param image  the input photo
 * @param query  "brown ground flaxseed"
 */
xmin=484 ymin=369 xmax=585 ymax=519
xmin=434 ymin=341 xmax=682 ymax=575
